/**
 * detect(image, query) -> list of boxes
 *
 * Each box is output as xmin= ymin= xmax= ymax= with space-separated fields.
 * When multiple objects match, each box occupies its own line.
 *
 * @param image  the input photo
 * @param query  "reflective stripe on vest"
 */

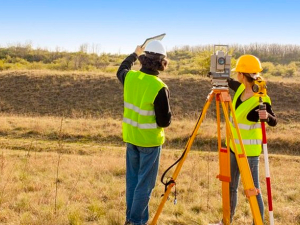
xmin=234 ymin=139 xmax=262 ymax=145
xmin=124 ymin=101 xmax=155 ymax=116
xmin=230 ymin=117 xmax=261 ymax=130
xmin=123 ymin=118 xmax=157 ymax=129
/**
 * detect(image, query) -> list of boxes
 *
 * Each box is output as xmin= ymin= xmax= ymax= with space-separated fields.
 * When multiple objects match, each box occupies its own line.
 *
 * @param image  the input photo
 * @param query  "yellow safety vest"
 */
xmin=229 ymin=84 xmax=271 ymax=156
xmin=123 ymin=70 xmax=167 ymax=147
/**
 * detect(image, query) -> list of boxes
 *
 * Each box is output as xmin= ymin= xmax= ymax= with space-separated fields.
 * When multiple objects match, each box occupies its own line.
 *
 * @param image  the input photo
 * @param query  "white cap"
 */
xmin=145 ymin=40 xmax=167 ymax=57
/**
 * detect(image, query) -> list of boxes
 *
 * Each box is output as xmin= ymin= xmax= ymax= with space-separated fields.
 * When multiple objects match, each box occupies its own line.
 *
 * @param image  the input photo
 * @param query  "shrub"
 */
xmin=0 ymin=60 xmax=4 ymax=71
xmin=262 ymin=62 xmax=275 ymax=74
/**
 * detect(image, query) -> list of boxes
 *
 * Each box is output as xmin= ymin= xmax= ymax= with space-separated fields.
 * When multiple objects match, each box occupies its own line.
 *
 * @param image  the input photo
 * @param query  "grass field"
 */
xmin=0 ymin=70 xmax=299 ymax=224
xmin=0 ymin=144 xmax=299 ymax=225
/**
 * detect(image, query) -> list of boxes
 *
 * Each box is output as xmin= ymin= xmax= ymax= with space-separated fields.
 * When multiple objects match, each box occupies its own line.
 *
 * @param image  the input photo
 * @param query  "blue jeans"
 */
xmin=230 ymin=151 xmax=264 ymax=223
xmin=126 ymin=143 xmax=161 ymax=225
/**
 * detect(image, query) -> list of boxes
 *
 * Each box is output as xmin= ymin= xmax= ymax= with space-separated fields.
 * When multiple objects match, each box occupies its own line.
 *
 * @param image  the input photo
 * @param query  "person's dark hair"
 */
xmin=242 ymin=73 xmax=255 ymax=83
xmin=138 ymin=53 xmax=168 ymax=71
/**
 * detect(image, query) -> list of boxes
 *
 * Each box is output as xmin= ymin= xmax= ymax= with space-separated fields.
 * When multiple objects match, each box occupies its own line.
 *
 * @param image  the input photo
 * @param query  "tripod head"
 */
xmin=208 ymin=45 xmax=231 ymax=90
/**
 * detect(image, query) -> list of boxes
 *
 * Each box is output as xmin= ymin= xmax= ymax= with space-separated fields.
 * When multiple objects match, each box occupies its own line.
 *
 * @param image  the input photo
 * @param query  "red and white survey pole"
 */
xmin=260 ymin=98 xmax=274 ymax=225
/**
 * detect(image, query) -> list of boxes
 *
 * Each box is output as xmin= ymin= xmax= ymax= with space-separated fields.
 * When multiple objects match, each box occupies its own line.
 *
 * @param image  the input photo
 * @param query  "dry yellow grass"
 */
xmin=0 ymin=115 xmax=300 ymax=225
xmin=0 ymin=115 xmax=298 ymax=224
xmin=0 ymin=145 xmax=299 ymax=224
xmin=0 ymin=115 xmax=297 ymax=224
xmin=0 ymin=114 xmax=298 ymax=155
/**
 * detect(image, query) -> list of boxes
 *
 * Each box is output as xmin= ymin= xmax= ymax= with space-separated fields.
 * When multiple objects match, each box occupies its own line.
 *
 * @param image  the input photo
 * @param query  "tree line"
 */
xmin=0 ymin=43 xmax=299 ymax=78
xmin=0 ymin=43 xmax=120 ymax=71
xmin=167 ymin=43 xmax=300 ymax=77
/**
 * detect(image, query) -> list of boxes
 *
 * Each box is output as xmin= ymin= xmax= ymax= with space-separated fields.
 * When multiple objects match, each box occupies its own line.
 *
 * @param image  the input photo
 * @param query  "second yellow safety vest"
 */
xmin=229 ymin=84 xmax=271 ymax=156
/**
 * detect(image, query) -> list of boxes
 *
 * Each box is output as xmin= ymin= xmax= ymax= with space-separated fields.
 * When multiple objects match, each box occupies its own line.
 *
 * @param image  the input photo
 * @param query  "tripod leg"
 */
xmin=216 ymin=96 xmax=231 ymax=225
xmin=220 ymin=94 xmax=263 ymax=225
xmin=150 ymin=92 xmax=215 ymax=225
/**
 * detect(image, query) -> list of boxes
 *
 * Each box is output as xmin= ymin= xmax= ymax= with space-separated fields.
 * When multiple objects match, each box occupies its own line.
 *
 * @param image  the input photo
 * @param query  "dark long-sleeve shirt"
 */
xmin=228 ymin=78 xmax=277 ymax=126
xmin=117 ymin=53 xmax=171 ymax=127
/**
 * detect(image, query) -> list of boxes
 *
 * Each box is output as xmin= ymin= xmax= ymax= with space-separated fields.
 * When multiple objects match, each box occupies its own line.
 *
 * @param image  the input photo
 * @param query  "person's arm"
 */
xmin=116 ymin=46 xmax=145 ymax=85
xmin=154 ymin=87 xmax=172 ymax=127
xmin=247 ymin=103 xmax=277 ymax=126
xmin=116 ymin=53 xmax=138 ymax=85
xmin=228 ymin=78 xmax=241 ymax=92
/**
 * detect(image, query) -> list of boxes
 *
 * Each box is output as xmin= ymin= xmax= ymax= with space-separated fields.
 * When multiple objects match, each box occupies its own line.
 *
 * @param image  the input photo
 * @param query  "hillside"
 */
xmin=0 ymin=70 xmax=299 ymax=122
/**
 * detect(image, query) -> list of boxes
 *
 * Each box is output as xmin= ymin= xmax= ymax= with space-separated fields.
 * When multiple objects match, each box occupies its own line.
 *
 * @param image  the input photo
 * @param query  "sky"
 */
xmin=0 ymin=0 xmax=300 ymax=54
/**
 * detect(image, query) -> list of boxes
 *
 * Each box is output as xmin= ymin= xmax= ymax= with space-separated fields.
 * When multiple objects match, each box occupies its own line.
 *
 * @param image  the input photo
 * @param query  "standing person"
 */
xmin=227 ymin=55 xmax=277 ymax=224
xmin=116 ymin=40 xmax=171 ymax=225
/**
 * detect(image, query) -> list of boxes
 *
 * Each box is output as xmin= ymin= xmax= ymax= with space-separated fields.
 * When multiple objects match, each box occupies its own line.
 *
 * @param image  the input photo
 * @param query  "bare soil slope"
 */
xmin=0 ymin=71 xmax=298 ymax=122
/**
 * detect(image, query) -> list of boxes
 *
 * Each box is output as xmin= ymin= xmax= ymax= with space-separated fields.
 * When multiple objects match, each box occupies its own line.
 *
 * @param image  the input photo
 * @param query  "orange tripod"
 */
xmin=150 ymin=88 xmax=263 ymax=225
